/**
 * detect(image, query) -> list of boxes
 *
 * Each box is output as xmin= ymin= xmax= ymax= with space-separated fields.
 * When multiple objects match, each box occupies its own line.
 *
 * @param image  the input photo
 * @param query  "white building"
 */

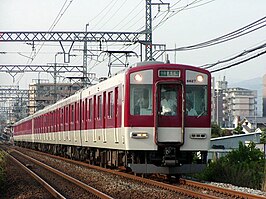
xmin=226 ymin=87 xmax=257 ymax=128
xmin=212 ymin=77 xmax=257 ymax=128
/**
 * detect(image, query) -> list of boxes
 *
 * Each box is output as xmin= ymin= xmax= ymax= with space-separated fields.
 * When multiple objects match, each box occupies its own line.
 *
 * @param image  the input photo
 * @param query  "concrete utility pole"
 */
xmin=83 ymin=23 xmax=89 ymax=87
xmin=54 ymin=52 xmax=63 ymax=103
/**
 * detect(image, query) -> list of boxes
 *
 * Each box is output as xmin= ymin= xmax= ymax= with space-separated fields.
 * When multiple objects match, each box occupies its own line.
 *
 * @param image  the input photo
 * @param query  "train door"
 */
xmin=155 ymin=83 xmax=183 ymax=145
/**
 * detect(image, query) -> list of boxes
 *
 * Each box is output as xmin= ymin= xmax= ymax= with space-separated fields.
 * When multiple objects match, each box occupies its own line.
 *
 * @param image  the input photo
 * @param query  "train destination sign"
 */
xmin=158 ymin=70 xmax=180 ymax=77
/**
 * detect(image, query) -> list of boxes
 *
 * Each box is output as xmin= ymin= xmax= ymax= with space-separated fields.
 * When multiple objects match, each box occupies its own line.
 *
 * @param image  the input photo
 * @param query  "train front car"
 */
xmin=124 ymin=62 xmax=211 ymax=176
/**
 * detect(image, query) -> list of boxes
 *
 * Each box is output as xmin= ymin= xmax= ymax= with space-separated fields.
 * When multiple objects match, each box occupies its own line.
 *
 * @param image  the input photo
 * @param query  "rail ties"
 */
xmin=180 ymin=178 xmax=266 ymax=199
xmin=5 ymin=149 xmax=113 ymax=199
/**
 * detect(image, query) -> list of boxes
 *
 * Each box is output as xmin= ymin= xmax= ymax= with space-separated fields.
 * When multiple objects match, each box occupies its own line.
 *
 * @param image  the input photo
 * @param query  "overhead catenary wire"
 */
xmin=152 ymin=0 xmax=215 ymax=31
xmin=201 ymin=42 xmax=266 ymax=69
xmin=88 ymin=0 xmax=216 ymax=72
xmin=210 ymin=47 xmax=266 ymax=73
xmin=16 ymin=0 xmax=75 ymax=85
xmin=163 ymin=15 xmax=266 ymax=51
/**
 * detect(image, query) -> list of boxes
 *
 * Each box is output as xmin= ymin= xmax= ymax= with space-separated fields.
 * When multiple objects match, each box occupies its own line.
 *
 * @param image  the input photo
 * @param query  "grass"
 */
xmin=0 ymin=150 xmax=6 ymax=193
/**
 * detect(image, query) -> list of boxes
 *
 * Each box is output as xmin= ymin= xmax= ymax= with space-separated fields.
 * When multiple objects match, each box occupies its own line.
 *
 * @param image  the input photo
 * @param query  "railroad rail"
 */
xmin=3 ymin=145 xmax=266 ymax=199
xmin=4 ymin=148 xmax=113 ymax=199
xmin=1 ymin=150 xmax=63 ymax=199
xmin=180 ymin=178 xmax=266 ymax=199
xmin=9 ymin=146 xmax=228 ymax=198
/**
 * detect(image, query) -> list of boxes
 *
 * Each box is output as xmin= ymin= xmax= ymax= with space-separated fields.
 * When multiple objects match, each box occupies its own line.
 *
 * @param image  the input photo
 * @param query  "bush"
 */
xmin=197 ymin=142 xmax=265 ymax=190
xmin=0 ymin=151 xmax=6 ymax=192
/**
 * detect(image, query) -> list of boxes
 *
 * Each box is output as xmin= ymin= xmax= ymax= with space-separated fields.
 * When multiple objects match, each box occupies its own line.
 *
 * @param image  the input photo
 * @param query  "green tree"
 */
xmin=233 ymin=124 xmax=244 ymax=134
xmin=198 ymin=141 xmax=265 ymax=189
xmin=225 ymin=142 xmax=264 ymax=164
xmin=221 ymin=128 xmax=233 ymax=137
xmin=260 ymin=131 xmax=266 ymax=144
xmin=211 ymin=122 xmax=222 ymax=138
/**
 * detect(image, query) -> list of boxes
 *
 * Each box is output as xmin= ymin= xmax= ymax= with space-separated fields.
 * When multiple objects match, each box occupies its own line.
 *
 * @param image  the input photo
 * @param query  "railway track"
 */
xmin=179 ymin=178 xmax=266 ymax=199
xmin=3 ymin=148 xmax=113 ymax=199
xmin=5 ymin=145 xmax=265 ymax=198
xmin=1 ymin=151 xmax=55 ymax=198
xmin=2 ymin=145 xmax=266 ymax=198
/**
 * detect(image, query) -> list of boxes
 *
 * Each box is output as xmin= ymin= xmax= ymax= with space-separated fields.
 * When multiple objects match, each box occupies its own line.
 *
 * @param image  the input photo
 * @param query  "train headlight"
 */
xmin=131 ymin=132 xmax=149 ymax=139
xmin=134 ymin=74 xmax=143 ymax=82
xmin=196 ymin=75 xmax=204 ymax=82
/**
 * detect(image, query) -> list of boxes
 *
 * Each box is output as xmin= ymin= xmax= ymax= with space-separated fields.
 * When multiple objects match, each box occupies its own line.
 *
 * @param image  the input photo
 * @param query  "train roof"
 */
xmin=13 ymin=61 xmax=210 ymax=126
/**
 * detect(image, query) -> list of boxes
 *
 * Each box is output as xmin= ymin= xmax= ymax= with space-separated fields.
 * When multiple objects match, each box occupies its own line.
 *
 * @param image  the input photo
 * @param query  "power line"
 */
xmin=163 ymin=15 xmax=266 ymax=51
xmin=27 ymin=0 xmax=75 ymax=64
xmin=153 ymin=0 xmax=215 ymax=31
xmin=210 ymin=48 xmax=266 ymax=73
xmin=201 ymin=42 xmax=266 ymax=69
xmin=97 ymin=0 xmax=129 ymax=30
xmin=91 ymin=0 xmax=120 ymax=30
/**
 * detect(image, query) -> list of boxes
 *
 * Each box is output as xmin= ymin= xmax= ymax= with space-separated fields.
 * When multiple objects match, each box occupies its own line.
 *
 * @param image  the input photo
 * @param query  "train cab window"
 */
xmin=160 ymin=85 xmax=178 ymax=116
xmin=130 ymin=84 xmax=153 ymax=115
xmin=186 ymin=85 xmax=208 ymax=117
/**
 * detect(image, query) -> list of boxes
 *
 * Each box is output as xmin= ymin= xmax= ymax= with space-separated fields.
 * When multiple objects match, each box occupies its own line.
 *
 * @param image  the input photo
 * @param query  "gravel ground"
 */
xmin=0 ymin=155 xmax=54 ymax=199
xmin=3 ymin=146 xmax=266 ymax=198
xmin=207 ymin=181 xmax=266 ymax=197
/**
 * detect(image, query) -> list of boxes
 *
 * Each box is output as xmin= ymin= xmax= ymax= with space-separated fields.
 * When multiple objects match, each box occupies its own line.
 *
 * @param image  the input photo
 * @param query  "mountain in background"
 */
xmin=229 ymin=77 xmax=263 ymax=117
xmin=229 ymin=77 xmax=263 ymax=90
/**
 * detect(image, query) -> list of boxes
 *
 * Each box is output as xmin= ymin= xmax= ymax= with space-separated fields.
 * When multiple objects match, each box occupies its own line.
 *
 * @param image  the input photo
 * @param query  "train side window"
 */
xmin=97 ymin=95 xmax=102 ymax=119
xmin=71 ymin=104 xmax=74 ymax=124
xmin=60 ymin=108 xmax=64 ymax=131
xmin=186 ymin=85 xmax=208 ymax=116
xmin=130 ymin=84 xmax=153 ymax=115
xmin=88 ymin=98 xmax=92 ymax=120
xmin=108 ymin=91 xmax=114 ymax=118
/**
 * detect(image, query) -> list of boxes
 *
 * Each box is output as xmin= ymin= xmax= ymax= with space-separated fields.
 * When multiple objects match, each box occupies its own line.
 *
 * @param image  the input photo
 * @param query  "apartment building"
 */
xmin=212 ymin=77 xmax=257 ymax=128
xmin=28 ymin=80 xmax=81 ymax=115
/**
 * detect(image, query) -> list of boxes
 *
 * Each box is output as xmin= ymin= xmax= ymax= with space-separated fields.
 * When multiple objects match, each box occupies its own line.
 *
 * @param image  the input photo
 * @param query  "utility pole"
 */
xmin=83 ymin=23 xmax=89 ymax=87
xmin=145 ymin=0 xmax=170 ymax=61
xmin=54 ymin=52 xmax=62 ymax=103
xmin=145 ymin=0 xmax=152 ymax=61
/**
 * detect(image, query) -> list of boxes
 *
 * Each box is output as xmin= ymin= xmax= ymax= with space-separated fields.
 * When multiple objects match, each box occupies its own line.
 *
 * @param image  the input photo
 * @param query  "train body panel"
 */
xmin=13 ymin=61 xmax=212 ymax=175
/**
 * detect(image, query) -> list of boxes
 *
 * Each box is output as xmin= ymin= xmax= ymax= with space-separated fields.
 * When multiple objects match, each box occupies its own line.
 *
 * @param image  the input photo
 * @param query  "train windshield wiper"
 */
xmin=197 ymin=111 xmax=205 ymax=118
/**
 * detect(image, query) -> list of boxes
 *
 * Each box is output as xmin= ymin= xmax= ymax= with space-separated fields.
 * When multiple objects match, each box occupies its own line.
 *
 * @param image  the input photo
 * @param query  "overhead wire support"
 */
xmin=144 ymin=0 xmax=170 ymax=61
xmin=0 ymin=64 xmax=84 ymax=73
xmin=0 ymin=30 xmax=148 ymax=65
xmin=0 ymin=31 xmax=146 ymax=42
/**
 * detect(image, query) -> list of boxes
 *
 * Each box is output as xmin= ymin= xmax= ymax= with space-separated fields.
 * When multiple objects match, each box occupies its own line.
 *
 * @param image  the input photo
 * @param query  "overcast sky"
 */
xmin=0 ymin=0 xmax=266 ymax=89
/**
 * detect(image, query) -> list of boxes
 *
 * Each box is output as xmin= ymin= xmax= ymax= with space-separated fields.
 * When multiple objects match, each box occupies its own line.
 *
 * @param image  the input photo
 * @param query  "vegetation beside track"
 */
xmin=196 ymin=141 xmax=265 ymax=190
xmin=0 ymin=149 xmax=6 ymax=193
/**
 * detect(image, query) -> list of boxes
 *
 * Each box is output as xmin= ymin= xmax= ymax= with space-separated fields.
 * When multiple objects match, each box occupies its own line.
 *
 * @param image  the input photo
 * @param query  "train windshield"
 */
xmin=186 ymin=85 xmax=208 ymax=117
xmin=160 ymin=85 xmax=178 ymax=116
xmin=130 ymin=84 xmax=153 ymax=115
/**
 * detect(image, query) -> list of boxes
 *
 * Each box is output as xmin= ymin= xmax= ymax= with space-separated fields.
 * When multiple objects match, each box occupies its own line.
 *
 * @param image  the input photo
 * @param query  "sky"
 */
xmin=0 ymin=0 xmax=266 ymax=89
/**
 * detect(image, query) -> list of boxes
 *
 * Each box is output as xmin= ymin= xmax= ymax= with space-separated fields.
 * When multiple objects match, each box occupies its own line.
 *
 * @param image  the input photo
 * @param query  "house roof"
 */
xmin=245 ymin=117 xmax=266 ymax=125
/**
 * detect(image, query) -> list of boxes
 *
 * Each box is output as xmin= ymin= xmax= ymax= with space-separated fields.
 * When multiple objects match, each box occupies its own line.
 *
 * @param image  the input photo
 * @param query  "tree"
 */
xmin=211 ymin=122 xmax=222 ymax=138
xmin=198 ymin=141 xmax=265 ymax=189
xmin=233 ymin=124 xmax=244 ymax=134
xmin=260 ymin=131 xmax=266 ymax=144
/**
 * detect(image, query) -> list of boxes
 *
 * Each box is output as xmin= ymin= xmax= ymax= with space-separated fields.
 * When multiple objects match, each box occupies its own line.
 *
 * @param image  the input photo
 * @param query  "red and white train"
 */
xmin=13 ymin=61 xmax=211 ymax=175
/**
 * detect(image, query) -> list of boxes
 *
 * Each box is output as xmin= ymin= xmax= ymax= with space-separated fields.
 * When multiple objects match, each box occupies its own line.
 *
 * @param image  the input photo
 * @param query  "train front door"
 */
xmin=156 ymin=83 xmax=183 ymax=144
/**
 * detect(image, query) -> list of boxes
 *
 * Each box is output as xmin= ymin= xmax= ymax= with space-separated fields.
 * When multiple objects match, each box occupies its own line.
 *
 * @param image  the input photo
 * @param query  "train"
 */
xmin=13 ymin=61 xmax=211 ymax=176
